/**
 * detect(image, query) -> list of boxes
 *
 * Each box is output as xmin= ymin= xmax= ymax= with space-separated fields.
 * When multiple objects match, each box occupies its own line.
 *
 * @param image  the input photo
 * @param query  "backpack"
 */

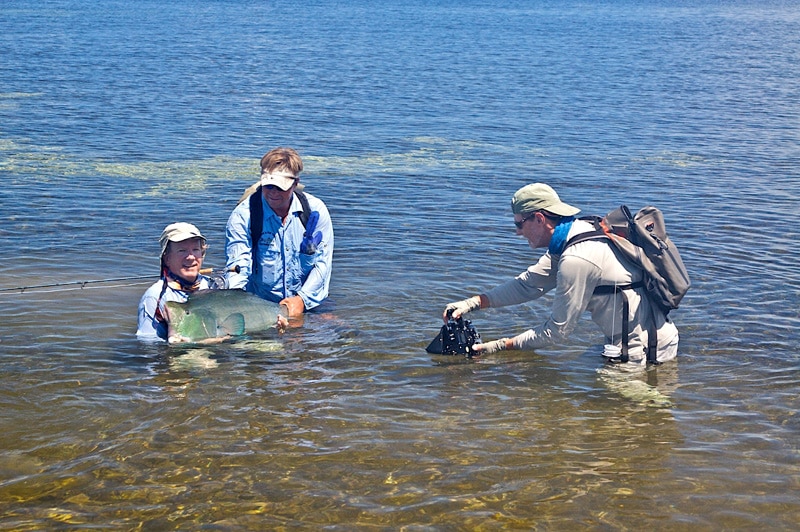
xmin=248 ymin=186 xmax=316 ymax=276
xmin=563 ymin=205 xmax=690 ymax=363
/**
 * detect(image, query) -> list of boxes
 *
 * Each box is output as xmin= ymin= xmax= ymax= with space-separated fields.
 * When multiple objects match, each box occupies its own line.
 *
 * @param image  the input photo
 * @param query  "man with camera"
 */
xmin=443 ymin=183 xmax=679 ymax=366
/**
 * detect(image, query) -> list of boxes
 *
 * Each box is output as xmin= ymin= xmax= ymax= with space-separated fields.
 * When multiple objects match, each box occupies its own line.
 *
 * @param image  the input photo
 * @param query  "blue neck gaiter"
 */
xmin=548 ymin=216 xmax=575 ymax=255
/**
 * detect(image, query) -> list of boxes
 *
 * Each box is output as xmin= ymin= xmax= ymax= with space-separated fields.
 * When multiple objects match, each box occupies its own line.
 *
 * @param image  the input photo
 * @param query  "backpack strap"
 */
xmin=562 ymin=226 xmax=657 ymax=364
xmin=295 ymin=189 xmax=311 ymax=229
xmin=593 ymin=282 xmax=643 ymax=363
xmin=563 ymin=228 xmax=605 ymax=249
xmin=295 ymin=189 xmax=323 ymax=249
xmin=248 ymin=188 xmax=312 ymax=276
xmin=249 ymin=187 xmax=264 ymax=278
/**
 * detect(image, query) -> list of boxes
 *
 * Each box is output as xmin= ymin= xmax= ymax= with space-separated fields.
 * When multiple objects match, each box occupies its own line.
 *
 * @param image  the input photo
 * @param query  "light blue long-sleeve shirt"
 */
xmin=225 ymin=191 xmax=333 ymax=310
xmin=136 ymin=276 xmax=213 ymax=341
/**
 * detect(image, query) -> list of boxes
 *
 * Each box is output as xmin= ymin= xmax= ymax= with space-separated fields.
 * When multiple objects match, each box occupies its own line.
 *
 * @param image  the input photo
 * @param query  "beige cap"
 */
xmin=511 ymin=183 xmax=581 ymax=217
xmin=237 ymin=180 xmax=305 ymax=205
xmin=260 ymin=169 xmax=298 ymax=191
xmin=159 ymin=222 xmax=206 ymax=257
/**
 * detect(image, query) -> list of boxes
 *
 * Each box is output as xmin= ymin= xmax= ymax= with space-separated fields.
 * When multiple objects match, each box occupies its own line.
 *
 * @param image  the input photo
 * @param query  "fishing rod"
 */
xmin=0 ymin=266 xmax=241 ymax=294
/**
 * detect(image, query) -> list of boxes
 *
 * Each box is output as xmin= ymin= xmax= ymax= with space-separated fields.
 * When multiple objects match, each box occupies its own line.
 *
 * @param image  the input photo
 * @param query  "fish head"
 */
xmin=164 ymin=300 xmax=220 ymax=344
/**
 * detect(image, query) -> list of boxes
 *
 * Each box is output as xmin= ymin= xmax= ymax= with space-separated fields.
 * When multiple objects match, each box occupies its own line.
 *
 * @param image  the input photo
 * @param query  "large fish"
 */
xmin=164 ymin=289 xmax=286 ymax=344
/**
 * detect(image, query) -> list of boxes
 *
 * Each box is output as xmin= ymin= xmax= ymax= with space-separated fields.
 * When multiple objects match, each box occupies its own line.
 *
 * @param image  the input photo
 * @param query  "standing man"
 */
xmin=443 ymin=183 xmax=679 ymax=365
xmin=226 ymin=147 xmax=333 ymax=317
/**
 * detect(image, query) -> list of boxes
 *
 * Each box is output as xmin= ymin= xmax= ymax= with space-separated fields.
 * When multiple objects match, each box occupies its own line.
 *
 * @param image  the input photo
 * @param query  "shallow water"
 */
xmin=1 ymin=0 xmax=799 ymax=529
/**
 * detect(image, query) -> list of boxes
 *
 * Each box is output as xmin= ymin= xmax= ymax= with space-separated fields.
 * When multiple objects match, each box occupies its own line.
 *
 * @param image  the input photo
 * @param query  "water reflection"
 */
xmin=597 ymin=362 xmax=678 ymax=408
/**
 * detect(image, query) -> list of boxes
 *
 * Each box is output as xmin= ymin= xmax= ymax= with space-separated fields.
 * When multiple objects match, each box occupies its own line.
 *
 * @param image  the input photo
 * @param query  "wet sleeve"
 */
xmin=225 ymin=203 xmax=252 ymax=290
xmin=136 ymin=293 xmax=164 ymax=341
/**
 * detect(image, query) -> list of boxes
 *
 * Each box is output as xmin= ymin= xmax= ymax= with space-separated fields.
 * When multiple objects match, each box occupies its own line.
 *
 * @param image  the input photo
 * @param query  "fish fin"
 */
xmin=220 ymin=313 xmax=246 ymax=336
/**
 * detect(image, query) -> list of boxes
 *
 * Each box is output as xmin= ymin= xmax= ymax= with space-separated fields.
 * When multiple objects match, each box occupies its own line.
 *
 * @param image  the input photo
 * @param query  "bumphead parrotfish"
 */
xmin=164 ymin=289 xmax=286 ymax=344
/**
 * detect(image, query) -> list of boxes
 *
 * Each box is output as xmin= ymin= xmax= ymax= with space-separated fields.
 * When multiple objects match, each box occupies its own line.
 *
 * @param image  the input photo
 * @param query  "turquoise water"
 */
xmin=1 ymin=0 xmax=799 ymax=529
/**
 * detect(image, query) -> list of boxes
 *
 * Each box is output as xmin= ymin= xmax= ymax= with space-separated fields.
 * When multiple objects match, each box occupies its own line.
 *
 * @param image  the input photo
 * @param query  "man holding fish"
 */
xmin=136 ymin=222 xmax=217 ymax=341
xmin=225 ymin=147 xmax=334 ymax=318
xmin=136 ymin=222 xmax=289 ymax=344
xmin=136 ymin=146 xmax=331 ymax=344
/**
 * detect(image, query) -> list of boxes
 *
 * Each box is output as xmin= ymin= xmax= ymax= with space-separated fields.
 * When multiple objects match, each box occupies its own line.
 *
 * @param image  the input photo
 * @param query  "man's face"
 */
xmin=262 ymin=181 xmax=297 ymax=215
xmin=514 ymin=211 xmax=553 ymax=250
xmin=163 ymin=237 xmax=205 ymax=281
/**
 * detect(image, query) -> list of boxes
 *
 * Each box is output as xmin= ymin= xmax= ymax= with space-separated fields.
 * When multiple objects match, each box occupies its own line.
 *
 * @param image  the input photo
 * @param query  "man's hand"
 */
xmin=167 ymin=334 xmax=191 ymax=344
xmin=443 ymin=296 xmax=481 ymax=323
xmin=276 ymin=314 xmax=289 ymax=334
xmin=279 ymin=295 xmax=306 ymax=318
xmin=472 ymin=338 xmax=512 ymax=355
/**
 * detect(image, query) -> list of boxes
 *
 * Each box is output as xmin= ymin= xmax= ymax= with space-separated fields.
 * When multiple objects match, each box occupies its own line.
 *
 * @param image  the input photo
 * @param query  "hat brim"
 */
xmin=260 ymin=174 xmax=297 ymax=191
xmin=159 ymin=232 xmax=205 ymax=257
xmin=547 ymin=203 xmax=581 ymax=217
xmin=169 ymin=232 xmax=205 ymax=243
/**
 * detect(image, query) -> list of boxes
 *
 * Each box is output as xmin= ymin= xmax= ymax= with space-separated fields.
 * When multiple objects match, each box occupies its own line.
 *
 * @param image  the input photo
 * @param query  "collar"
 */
xmin=164 ymin=269 xmax=202 ymax=292
xmin=548 ymin=216 xmax=576 ymax=255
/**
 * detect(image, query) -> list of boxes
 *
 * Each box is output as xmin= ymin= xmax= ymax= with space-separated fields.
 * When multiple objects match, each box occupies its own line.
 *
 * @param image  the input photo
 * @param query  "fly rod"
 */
xmin=0 ymin=266 xmax=241 ymax=294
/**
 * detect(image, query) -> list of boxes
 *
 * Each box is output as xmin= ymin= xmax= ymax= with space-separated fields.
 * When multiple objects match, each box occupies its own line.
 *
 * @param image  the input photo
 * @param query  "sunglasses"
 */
xmin=514 ymin=212 xmax=537 ymax=229
xmin=264 ymin=183 xmax=293 ymax=191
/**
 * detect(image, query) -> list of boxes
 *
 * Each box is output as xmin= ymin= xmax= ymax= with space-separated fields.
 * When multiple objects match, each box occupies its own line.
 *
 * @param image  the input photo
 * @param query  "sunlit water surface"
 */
xmin=1 ymin=0 xmax=798 ymax=529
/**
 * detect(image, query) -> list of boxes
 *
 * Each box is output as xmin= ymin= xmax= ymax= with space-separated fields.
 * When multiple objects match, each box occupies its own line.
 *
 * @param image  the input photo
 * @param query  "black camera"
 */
xmin=426 ymin=316 xmax=481 ymax=357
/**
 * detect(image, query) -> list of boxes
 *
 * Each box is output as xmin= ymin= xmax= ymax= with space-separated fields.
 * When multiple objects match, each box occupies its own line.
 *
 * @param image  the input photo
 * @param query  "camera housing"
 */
xmin=426 ymin=317 xmax=481 ymax=357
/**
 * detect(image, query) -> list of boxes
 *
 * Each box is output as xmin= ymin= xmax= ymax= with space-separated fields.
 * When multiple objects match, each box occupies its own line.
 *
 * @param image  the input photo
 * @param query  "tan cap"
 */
xmin=236 ymin=180 xmax=306 ymax=205
xmin=260 ymin=169 xmax=298 ymax=191
xmin=159 ymin=222 xmax=206 ymax=257
xmin=511 ymin=183 xmax=580 ymax=217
